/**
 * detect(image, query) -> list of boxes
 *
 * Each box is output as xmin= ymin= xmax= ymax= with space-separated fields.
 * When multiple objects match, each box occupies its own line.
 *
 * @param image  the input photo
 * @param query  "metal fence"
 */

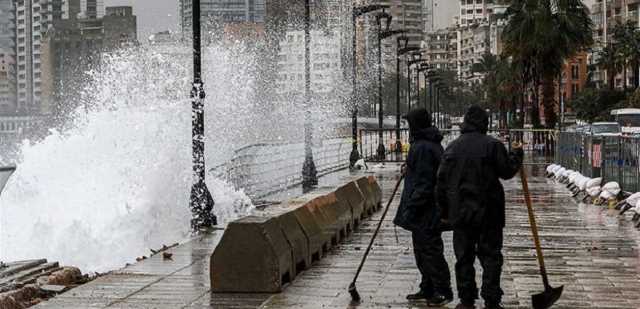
xmin=557 ymin=132 xmax=640 ymax=192
xmin=360 ymin=128 xmax=556 ymax=164
xmin=210 ymin=138 xmax=354 ymax=200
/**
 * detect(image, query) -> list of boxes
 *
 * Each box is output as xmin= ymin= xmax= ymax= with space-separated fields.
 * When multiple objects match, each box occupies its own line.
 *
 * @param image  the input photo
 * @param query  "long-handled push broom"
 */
xmin=520 ymin=166 xmax=564 ymax=309
xmin=348 ymin=174 xmax=404 ymax=303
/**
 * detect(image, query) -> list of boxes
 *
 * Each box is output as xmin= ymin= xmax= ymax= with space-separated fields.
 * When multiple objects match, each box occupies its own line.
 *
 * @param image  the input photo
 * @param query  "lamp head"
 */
xmin=397 ymin=35 xmax=409 ymax=49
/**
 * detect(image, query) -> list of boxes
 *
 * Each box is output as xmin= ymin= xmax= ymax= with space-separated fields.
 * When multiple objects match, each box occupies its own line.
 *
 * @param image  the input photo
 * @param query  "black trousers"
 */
xmin=453 ymin=227 xmax=504 ymax=304
xmin=412 ymin=231 xmax=452 ymax=297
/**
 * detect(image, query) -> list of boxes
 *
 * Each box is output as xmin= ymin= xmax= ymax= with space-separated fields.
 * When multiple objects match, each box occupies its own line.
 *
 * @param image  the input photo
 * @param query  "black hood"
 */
xmin=404 ymin=108 xmax=432 ymax=134
xmin=413 ymin=126 xmax=444 ymax=143
xmin=461 ymin=105 xmax=489 ymax=134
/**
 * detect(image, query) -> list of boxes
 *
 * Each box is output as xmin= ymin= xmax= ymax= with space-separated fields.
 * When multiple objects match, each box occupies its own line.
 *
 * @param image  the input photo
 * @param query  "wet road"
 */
xmin=35 ymin=164 xmax=640 ymax=308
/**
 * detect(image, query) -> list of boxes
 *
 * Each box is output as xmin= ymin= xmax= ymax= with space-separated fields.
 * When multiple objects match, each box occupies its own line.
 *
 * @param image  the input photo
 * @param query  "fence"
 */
xmin=210 ymin=138 xmax=354 ymax=200
xmin=557 ymin=132 xmax=640 ymax=192
xmin=360 ymin=128 xmax=556 ymax=164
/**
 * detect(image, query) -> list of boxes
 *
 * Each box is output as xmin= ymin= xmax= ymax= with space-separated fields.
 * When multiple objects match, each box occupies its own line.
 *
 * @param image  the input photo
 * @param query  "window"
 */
xmin=572 ymin=83 xmax=579 ymax=94
xmin=571 ymin=65 xmax=579 ymax=80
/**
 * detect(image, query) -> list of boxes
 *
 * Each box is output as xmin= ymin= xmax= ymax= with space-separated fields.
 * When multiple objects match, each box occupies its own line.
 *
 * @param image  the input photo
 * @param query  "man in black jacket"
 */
xmin=437 ymin=106 xmax=523 ymax=309
xmin=393 ymin=108 xmax=453 ymax=307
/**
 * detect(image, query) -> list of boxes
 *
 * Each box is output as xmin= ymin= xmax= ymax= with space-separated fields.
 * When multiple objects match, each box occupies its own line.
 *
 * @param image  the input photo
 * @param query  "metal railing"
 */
xmin=359 ymin=128 xmax=557 ymax=163
xmin=556 ymin=132 xmax=640 ymax=192
xmin=210 ymin=138 xmax=355 ymax=200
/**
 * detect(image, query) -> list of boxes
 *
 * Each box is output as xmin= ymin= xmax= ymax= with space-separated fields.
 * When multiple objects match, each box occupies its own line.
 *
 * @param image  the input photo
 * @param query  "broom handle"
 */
xmin=351 ymin=175 xmax=404 ymax=284
xmin=519 ymin=167 xmax=551 ymax=289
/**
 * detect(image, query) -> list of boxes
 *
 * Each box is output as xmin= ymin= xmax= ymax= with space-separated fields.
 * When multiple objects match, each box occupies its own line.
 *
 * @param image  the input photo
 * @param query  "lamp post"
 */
xmin=375 ymin=12 xmax=403 ymax=160
xmin=486 ymin=108 xmax=492 ymax=131
xmin=190 ymin=0 xmax=216 ymax=231
xmin=407 ymin=53 xmax=425 ymax=112
xmin=350 ymin=4 xmax=388 ymax=167
xmin=416 ymin=66 xmax=430 ymax=109
xmin=396 ymin=39 xmax=418 ymax=154
xmin=302 ymin=0 xmax=317 ymax=190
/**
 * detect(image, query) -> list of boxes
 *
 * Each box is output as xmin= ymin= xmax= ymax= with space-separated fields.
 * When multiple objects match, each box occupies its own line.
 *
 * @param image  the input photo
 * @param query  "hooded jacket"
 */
xmin=393 ymin=109 xmax=444 ymax=232
xmin=436 ymin=106 xmax=523 ymax=229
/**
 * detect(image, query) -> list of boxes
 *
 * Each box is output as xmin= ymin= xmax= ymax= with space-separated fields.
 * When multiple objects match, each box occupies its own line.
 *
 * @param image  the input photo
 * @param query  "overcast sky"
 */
xmin=105 ymin=0 xmax=597 ymax=40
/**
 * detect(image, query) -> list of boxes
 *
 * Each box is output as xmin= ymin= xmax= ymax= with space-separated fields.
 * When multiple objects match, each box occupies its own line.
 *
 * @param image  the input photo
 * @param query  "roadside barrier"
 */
xmin=211 ymin=176 xmax=383 ymax=293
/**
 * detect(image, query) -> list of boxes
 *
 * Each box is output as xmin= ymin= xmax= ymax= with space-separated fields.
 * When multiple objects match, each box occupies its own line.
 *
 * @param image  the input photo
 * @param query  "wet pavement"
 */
xmin=35 ymin=163 xmax=640 ymax=308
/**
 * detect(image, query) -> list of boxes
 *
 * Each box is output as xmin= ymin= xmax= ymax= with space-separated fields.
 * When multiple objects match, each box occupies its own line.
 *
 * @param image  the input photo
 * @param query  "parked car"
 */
xmin=588 ymin=122 xmax=622 ymax=136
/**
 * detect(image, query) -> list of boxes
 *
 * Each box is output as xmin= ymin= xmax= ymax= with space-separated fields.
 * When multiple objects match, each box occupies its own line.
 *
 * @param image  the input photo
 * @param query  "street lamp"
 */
xmin=302 ymin=0 xmax=318 ymax=190
xmin=396 ymin=38 xmax=419 ymax=154
xmin=416 ymin=65 xmax=430 ymax=109
xmin=407 ymin=53 xmax=425 ymax=112
xmin=190 ymin=0 xmax=216 ymax=231
xmin=350 ymin=3 xmax=388 ymax=167
xmin=426 ymin=74 xmax=441 ymax=118
xmin=486 ymin=108 xmax=492 ymax=131
xmin=375 ymin=11 xmax=403 ymax=161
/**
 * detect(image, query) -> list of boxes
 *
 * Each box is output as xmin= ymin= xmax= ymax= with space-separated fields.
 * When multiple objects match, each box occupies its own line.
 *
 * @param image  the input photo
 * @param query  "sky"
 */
xmin=105 ymin=0 xmax=597 ymax=40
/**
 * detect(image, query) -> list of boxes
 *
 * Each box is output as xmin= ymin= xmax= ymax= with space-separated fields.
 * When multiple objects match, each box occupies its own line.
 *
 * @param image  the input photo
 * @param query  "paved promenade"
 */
xmin=36 ymin=164 xmax=640 ymax=308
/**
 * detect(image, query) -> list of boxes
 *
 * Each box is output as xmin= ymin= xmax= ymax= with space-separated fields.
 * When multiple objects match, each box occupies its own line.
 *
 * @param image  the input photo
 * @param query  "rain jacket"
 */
xmin=436 ymin=106 xmax=523 ymax=229
xmin=393 ymin=109 xmax=444 ymax=232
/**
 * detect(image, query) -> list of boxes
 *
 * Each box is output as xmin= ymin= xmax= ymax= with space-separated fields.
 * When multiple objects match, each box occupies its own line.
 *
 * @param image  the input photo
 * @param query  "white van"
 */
xmin=611 ymin=108 xmax=640 ymax=135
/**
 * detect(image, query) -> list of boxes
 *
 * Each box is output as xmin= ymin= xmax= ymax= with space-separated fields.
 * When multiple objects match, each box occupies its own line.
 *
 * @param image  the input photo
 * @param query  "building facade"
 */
xmin=591 ymin=0 xmax=640 ymax=88
xmin=40 ymin=4 xmax=137 ymax=116
xmin=0 ymin=0 xmax=15 ymax=114
xmin=180 ymin=0 xmax=267 ymax=36
xmin=423 ymin=27 xmax=457 ymax=71
xmin=275 ymin=30 xmax=344 ymax=101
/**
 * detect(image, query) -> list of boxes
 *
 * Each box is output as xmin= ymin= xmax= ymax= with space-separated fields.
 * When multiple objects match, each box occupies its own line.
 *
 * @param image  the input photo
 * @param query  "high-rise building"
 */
xmin=591 ymin=0 xmax=640 ymax=88
xmin=15 ymin=0 xmax=65 ymax=114
xmin=372 ymin=0 xmax=424 ymax=48
xmin=0 ymin=0 xmax=16 ymax=114
xmin=14 ymin=0 xmax=112 ymax=115
xmin=180 ymin=0 xmax=267 ymax=36
xmin=275 ymin=30 xmax=344 ymax=104
xmin=423 ymin=27 xmax=457 ymax=71
xmin=458 ymin=0 xmax=503 ymax=26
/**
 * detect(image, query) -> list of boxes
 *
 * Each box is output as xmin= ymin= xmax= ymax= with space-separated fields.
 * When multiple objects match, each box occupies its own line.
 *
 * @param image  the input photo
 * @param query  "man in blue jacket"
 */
xmin=393 ymin=108 xmax=453 ymax=306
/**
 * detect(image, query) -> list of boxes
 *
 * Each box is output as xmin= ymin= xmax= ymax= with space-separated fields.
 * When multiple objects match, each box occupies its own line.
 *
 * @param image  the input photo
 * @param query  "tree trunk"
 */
xmin=634 ymin=63 xmax=640 ymax=89
xmin=541 ymin=74 xmax=557 ymax=129
xmin=609 ymin=69 xmax=616 ymax=90
xmin=623 ymin=62 xmax=628 ymax=91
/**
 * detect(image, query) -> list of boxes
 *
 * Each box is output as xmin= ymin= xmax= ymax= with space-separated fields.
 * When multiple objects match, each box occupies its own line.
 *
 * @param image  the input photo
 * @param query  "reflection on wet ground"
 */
xmin=35 ymin=164 xmax=640 ymax=308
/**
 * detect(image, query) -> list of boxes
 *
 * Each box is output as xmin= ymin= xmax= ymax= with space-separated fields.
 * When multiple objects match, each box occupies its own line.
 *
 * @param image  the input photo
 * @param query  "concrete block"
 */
xmin=368 ymin=176 xmax=383 ymax=210
xmin=211 ymin=216 xmax=294 ymax=293
xmin=256 ymin=206 xmax=312 ymax=273
xmin=335 ymin=181 xmax=366 ymax=225
xmin=356 ymin=177 xmax=376 ymax=216
xmin=288 ymin=202 xmax=327 ymax=262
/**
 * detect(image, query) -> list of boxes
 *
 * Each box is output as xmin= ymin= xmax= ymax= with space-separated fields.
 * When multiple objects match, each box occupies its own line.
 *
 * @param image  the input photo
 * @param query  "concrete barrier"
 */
xmin=368 ymin=176 xmax=383 ymax=210
xmin=288 ymin=201 xmax=328 ymax=262
xmin=356 ymin=177 xmax=376 ymax=216
xmin=211 ymin=175 xmax=382 ymax=293
xmin=335 ymin=181 xmax=365 ymax=226
xmin=211 ymin=216 xmax=294 ymax=293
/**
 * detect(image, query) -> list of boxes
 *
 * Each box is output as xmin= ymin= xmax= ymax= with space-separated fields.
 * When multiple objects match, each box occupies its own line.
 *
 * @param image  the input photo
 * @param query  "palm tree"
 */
xmin=596 ymin=44 xmax=621 ymax=90
xmin=502 ymin=0 xmax=594 ymax=129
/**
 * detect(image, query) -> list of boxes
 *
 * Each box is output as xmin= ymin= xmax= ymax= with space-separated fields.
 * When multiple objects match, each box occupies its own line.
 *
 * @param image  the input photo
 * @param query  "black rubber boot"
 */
xmin=427 ymin=293 xmax=453 ymax=307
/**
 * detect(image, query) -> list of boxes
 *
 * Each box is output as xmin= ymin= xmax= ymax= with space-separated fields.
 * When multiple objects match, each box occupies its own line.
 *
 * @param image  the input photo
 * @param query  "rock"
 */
xmin=0 ymin=285 xmax=40 ymax=309
xmin=162 ymin=252 xmax=173 ymax=260
xmin=46 ymin=267 xmax=82 ymax=286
